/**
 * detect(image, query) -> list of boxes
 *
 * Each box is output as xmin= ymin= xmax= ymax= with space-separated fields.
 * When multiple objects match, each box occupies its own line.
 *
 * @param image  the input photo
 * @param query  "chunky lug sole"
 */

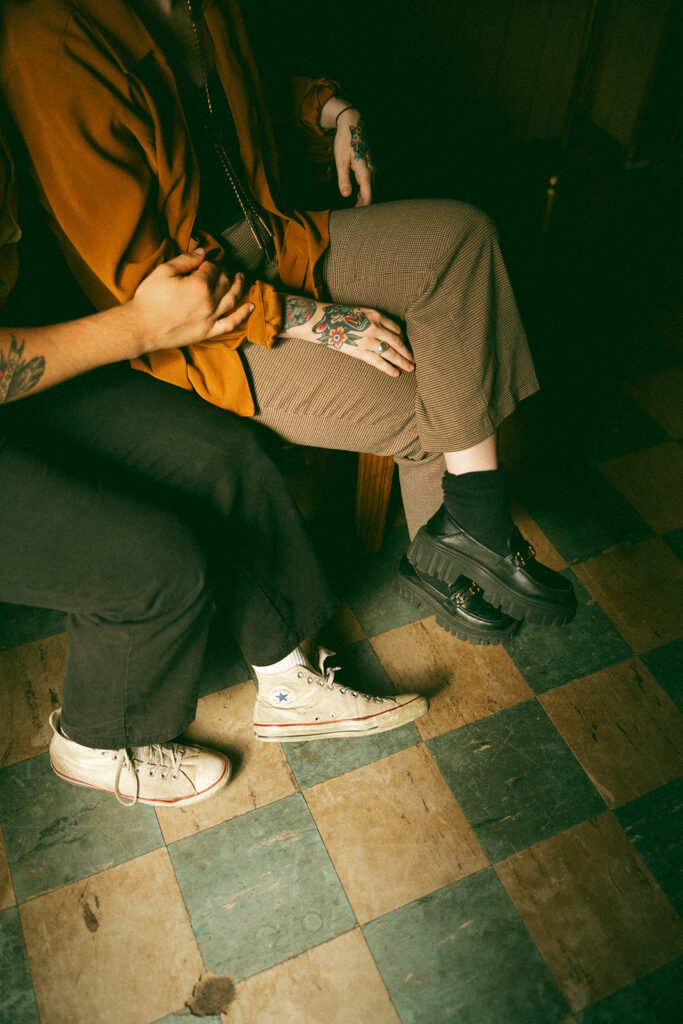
xmin=254 ymin=694 xmax=428 ymax=742
xmin=393 ymin=569 xmax=519 ymax=644
xmin=407 ymin=532 xmax=576 ymax=626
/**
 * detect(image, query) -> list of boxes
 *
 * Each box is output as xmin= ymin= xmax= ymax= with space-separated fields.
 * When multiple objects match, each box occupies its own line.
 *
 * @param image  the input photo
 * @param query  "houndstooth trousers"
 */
xmin=242 ymin=199 xmax=539 ymax=537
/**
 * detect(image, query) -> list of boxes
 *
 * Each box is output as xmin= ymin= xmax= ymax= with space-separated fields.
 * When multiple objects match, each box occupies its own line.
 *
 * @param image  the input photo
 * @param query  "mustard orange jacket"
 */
xmin=0 ymin=120 xmax=19 ymax=308
xmin=0 ymin=0 xmax=338 ymax=413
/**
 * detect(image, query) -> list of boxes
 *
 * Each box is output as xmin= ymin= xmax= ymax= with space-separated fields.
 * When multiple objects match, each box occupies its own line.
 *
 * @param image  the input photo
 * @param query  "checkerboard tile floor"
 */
xmin=2 ymin=314 xmax=683 ymax=1022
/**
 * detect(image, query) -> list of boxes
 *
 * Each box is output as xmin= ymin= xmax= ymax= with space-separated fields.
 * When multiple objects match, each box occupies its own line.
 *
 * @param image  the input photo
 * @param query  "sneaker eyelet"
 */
xmin=148 ymin=770 xmax=155 ymax=776
xmin=352 ymin=692 xmax=358 ymax=698
xmin=330 ymin=713 xmax=336 ymax=718
xmin=297 ymin=671 xmax=304 ymax=678
xmin=172 ymin=773 xmax=179 ymax=779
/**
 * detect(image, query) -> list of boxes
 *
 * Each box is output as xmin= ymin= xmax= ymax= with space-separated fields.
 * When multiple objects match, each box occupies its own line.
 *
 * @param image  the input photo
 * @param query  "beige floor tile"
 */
xmin=19 ymin=847 xmax=203 ymax=1024
xmin=508 ymin=497 xmax=568 ymax=571
xmin=495 ymin=814 xmax=683 ymax=1013
xmin=599 ymin=443 xmax=683 ymax=534
xmin=156 ymin=681 xmax=297 ymax=844
xmin=304 ymin=744 xmax=487 ymax=924
xmin=573 ymin=539 xmax=683 ymax=653
xmin=228 ymin=929 xmax=400 ymax=1024
xmin=371 ymin=619 xmax=532 ymax=740
xmin=540 ymin=659 xmax=683 ymax=807
xmin=623 ymin=364 xmax=683 ymax=438
xmin=0 ymin=823 xmax=15 ymax=911
xmin=0 ymin=635 xmax=66 ymax=768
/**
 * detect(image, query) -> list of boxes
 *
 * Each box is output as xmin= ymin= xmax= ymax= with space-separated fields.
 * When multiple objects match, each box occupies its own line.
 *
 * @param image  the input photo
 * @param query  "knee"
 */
xmin=123 ymin=513 xmax=211 ymax=623
xmin=441 ymin=201 xmax=498 ymax=251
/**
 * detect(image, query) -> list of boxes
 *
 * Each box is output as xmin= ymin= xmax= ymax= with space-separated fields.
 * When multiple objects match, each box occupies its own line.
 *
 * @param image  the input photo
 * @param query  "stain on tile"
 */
xmin=614 ymin=777 xmax=683 ymax=917
xmin=229 ymin=929 xmax=400 ymax=1023
xmin=169 ymin=793 xmax=355 ymax=981
xmin=599 ymin=443 xmax=683 ymax=534
xmin=156 ymin=682 xmax=297 ymax=844
xmin=428 ymin=700 xmax=605 ymax=861
xmin=495 ymin=814 xmax=683 ymax=1013
xmin=371 ymin=618 xmax=532 ymax=740
xmin=540 ymin=660 xmax=683 ymax=807
xmin=575 ymin=956 xmax=683 ymax=1023
xmin=0 ymin=753 xmax=163 ymax=903
xmin=504 ymin=573 xmax=632 ymax=694
xmin=186 ymin=971 xmax=236 ymax=1016
xmin=0 ymin=602 xmax=66 ymax=654
xmin=0 ymin=906 xmax=40 ymax=1024
xmin=0 ymin=634 xmax=65 ymax=768
xmin=153 ymin=1013 xmax=221 ymax=1024
xmin=363 ymin=869 xmax=569 ymax=1024
xmin=640 ymin=637 xmax=683 ymax=711
xmin=19 ymin=848 xmax=203 ymax=1024
xmin=304 ymin=745 xmax=487 ymax=924
xmin=623 ymin=364 xmax=683 ymax=439
xmin=0 ymin=824 xmax=14 ymax=912
xmin=573 ymin=539 xmax=683 ymax=653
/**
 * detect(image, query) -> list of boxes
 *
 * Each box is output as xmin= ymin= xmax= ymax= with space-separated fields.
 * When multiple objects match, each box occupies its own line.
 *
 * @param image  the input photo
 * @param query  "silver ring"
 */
xmin=376 ymin=341 xmax=389 ymax=354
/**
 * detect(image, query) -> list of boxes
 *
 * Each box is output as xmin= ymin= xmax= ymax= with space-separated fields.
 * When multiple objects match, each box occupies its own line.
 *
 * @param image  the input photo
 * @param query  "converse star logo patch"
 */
xmin=267 ymin=686 xmax=296 ymax=708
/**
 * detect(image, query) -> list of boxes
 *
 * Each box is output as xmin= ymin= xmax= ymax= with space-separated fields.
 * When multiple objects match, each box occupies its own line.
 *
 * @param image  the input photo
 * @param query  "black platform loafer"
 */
xmin=394 ymin=557 xmax=520 ymax=644
xmin=406 ymin=507 xmax=577 ymax=626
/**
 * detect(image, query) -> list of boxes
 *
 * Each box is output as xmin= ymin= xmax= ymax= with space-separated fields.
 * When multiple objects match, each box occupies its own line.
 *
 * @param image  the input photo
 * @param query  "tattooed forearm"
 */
xmin=313 ymin=305 xmax=370 ymax=348
xmin=0 ymin=335 xmax=45 ymax=403
xmin=349 ymin=120 xmax=373 ymax=168
xmin=285 ymin=296 xmax=317 ymax=331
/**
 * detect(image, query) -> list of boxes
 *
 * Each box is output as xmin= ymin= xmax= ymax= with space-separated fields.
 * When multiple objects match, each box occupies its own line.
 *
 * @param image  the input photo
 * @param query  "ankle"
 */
xmin=441 ymin=469 xmax=514 ymax=556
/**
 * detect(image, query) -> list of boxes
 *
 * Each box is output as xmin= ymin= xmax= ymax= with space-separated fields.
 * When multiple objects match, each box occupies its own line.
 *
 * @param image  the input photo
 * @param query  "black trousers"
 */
xmin=0 ymin=365 xmax=337 ymax=748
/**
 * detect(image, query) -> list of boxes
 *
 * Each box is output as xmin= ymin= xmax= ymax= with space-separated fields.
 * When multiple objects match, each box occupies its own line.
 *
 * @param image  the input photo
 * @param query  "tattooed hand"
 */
xmin=281 ymin=296 xmax=414 ymax=378
xmin=333 ymin=107 xmax=375 ymax=207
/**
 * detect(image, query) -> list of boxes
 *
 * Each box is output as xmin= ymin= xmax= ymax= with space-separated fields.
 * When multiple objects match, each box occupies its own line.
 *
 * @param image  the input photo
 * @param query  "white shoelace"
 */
xmin=106 ymin=743 xmax=186 ymax=806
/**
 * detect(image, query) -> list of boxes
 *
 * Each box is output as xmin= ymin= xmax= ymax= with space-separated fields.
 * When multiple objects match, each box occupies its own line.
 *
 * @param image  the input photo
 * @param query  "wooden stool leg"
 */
xmin=355 ymin=453 xmax=395 ymax=554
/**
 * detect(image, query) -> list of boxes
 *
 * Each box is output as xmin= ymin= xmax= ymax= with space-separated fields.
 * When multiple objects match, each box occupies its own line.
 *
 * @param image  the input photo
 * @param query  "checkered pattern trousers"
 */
xmin=242 ymin=199 xmax=539 ymax=536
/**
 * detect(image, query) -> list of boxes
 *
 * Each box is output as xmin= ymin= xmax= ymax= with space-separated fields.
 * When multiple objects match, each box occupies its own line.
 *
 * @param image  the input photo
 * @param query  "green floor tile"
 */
xmin=640 ymin=639 xmax=683 ymax=711
xmin=662 ymin=527 xmax=683 ymax=562
xmin=504 ymin=572 xmax=632 ymax=693
xmin=0 ymin=907 xmax=40 ymax=1024
xmin=428 ymin=701 xmax=605 ymax=861
xmin=0 ymin=602 xmax=66 ymax=653
xmin=169 ymin=794 xmax=355 ymax=981
xmin=345 ymin=526 xmax=424 ymax=636
xmin=0 ymin=754 xmax=163 ymax=903
xmin=512 ymin=460 xmax=653 ymax=564
xmin=285 ymin=722 xmax=420 ymax=790
xmin=576 ymin=956 xmax=682 ymax=1023
xmin=613 ymin=778 xmax=683 ymax=917
xmin=363 ymin=869 xmax=569 ymax=1024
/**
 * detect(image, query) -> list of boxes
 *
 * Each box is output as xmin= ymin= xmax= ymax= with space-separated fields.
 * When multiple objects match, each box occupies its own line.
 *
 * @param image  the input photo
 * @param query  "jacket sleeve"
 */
xmin=291 ymin=76 xmax=341 ymax=135
xmin=0 ymin=122 xmax=20 ymax=307
xmin=0 ymin=6 xmax=282 ymax=350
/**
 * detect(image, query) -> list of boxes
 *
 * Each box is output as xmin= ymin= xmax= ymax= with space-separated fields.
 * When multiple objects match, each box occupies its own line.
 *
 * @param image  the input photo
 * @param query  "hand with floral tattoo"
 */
xmin=279 ymin=295 xmax=414 ymax=378
xmin=319 ymin=98 xmax=375 ymax=206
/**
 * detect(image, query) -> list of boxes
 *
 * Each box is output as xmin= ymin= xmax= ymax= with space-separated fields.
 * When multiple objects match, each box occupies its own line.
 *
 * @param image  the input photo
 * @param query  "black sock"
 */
xmin=441 ymin=469 xmax=515 ymax=556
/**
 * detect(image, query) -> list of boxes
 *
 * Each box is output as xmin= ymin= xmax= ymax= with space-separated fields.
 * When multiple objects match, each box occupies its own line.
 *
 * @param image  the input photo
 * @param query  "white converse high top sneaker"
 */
xmin=48 ymin=710 xmax=231 ymax=807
